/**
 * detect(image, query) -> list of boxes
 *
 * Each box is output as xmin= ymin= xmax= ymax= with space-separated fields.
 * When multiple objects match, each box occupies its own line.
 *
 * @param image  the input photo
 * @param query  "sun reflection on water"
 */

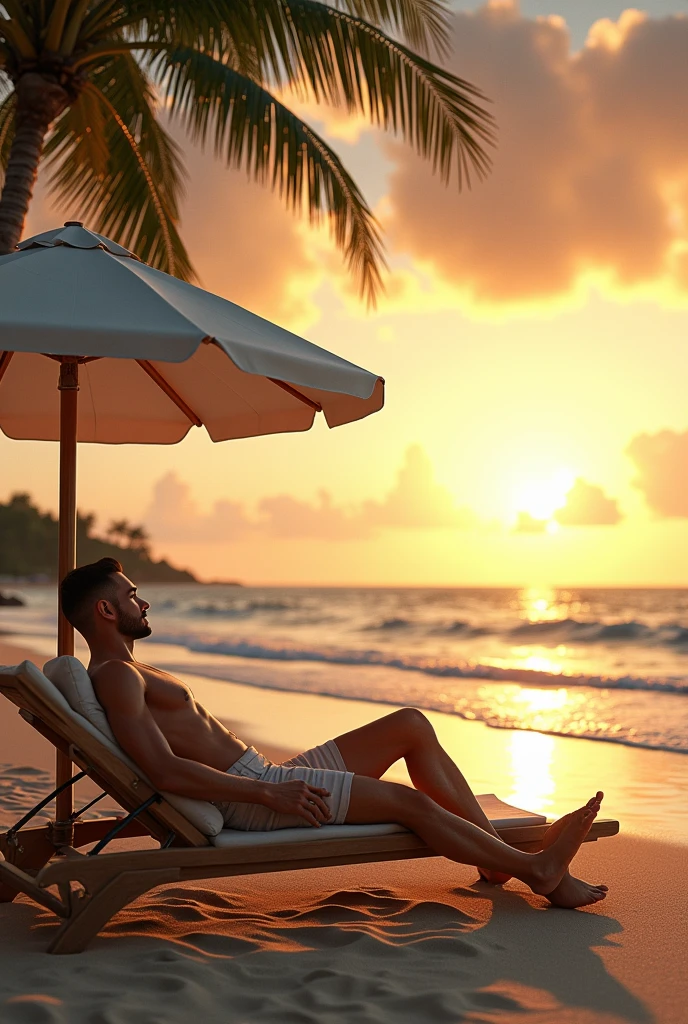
xmin=521 ymin=587 xmax=560 ymax=622
xmin=506 ymin=729 xmax=556 ymax=816
xmin=515 ymin=686 xmax=569 ymax=713
xmin=517 ymin=652 xmax=566 ymax=675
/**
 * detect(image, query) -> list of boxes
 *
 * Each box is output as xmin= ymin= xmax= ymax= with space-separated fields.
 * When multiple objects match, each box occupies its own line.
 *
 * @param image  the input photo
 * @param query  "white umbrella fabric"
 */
xmin=0 ymin=221 xmax=384 ymax=819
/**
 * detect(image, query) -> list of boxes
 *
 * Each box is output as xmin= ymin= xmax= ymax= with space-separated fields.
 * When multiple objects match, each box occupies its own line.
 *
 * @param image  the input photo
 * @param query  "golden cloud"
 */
xmin=554 ymin=478 xmax=623 ymax=526
xmin=162 ymin=143 xmax=322 ymax=331
xmin=379 ymin=5 xmax=688 ymax=313
xmin=627 ymin=429 xmax=688 ymax=517
xmin=145 ymin=445 xmax=476 ymax=543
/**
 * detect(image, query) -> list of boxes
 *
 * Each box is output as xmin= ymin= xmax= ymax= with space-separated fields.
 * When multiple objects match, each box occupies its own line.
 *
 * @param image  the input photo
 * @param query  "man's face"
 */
xmin=110 ymin=573 xmax=151 ymax=640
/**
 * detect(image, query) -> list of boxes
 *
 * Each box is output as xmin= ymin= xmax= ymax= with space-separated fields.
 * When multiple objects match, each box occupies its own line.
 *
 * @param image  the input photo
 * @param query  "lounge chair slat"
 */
xmin=36 ymin=818 xmax=619 ymax=889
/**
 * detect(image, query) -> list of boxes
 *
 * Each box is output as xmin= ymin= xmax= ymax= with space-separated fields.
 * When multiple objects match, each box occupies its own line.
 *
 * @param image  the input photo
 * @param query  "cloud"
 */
xmin=380 ymin=5 xmax=688 ymax=312
xmin=261 ymin=445 xmax=476 ymax=538
xmin=626 ymin=429 xmax=688 ymax=517
xmin=177 ymin=145 xmax=323 ymax=330
xmin=554 ymin=477 xmax=623 ymax=525
xmin=258 ymin=491 xmax=370 ymax=540
xmin=145 ymin=446 xmax=476 ymax=543
xmin=361 ymin=444 xmax=476 ymax=530
xmin=144 ymin=472 xmax=252 ymax=542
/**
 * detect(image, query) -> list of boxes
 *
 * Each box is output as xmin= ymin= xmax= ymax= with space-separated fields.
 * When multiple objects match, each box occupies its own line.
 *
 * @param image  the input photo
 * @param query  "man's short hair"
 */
xmin=60 ymin=557 xmax=123 ymax=630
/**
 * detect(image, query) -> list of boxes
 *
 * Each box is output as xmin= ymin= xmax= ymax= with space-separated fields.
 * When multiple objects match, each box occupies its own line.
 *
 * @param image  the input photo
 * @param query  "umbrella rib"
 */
xmin=136 ymin=360 xmax=203 ymax=427
xmin=0 ymin=351 xmax=13 ymax=385
xmin=268 ymin=378 xmax=322 ymax=412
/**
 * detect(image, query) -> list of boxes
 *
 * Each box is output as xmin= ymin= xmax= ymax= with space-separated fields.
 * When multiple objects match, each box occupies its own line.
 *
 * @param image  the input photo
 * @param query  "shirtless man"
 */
xmin=60 ymin=558 xmax=608 ymax=909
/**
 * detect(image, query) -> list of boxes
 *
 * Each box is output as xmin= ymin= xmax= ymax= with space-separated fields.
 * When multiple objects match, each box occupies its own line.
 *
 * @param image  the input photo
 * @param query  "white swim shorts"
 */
xmin=214 ymin=740 xmax=354 ymax=831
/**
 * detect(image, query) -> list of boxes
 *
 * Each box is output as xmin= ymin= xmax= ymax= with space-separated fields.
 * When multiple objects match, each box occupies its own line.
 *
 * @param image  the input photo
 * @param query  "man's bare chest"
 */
xmin=138 ymin=665 xmax=194 ymax=712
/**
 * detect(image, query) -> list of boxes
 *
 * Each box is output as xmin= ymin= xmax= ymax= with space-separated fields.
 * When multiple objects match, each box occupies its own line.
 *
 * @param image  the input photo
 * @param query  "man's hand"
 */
xmin=261 ymin=780 xmax=332 ymax=826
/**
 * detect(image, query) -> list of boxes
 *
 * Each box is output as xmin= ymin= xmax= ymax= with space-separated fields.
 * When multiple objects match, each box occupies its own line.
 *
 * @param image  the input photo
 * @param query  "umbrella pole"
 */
xmin=56 ymin=359 xmax=79 ymax=823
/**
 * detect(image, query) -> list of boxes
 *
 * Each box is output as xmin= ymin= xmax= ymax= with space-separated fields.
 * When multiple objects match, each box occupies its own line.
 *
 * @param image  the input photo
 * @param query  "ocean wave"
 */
xmin=509 ymin=618 xmax=652 ymax=642
xmin=431 ymin=620 xmax=492 ymax=637
xmin=351 ymin=613 xmax=688 ymax=648
xmin=152 ymin=632 xmax=688 ymax=695
xmin=188 ymin=600 xmax=292 ymax=617
xmin=363 ymin=617 xmax=413 ymax=631
xmin=507 ymin=617 xmax=688 ymax=646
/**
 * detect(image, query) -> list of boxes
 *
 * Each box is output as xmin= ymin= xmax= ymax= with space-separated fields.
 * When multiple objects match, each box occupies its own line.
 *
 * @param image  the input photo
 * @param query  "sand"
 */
xmin=1 ymin=638 xmax=687 ymax=1023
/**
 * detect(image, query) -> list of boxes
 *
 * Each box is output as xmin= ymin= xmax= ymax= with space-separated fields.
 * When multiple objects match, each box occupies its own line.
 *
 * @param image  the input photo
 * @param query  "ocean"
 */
xmin=3 ymin=583 xmax=688 ymax=757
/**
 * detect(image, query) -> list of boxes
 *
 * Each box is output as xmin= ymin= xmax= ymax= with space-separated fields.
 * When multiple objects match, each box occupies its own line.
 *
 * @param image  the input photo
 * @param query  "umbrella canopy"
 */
xmin=0 ymin=222 xmax=384 ymax=824
xmin=0 ymin=223 xmax=383 ymax=443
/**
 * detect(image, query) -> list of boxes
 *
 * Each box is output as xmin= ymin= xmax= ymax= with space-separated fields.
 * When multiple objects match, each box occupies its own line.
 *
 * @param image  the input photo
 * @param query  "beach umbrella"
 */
xmin=0 ymin=221 xmax=384 ymax=818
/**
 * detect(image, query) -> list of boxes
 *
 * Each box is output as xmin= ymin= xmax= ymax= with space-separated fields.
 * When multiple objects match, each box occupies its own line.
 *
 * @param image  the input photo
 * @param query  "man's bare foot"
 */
xmin=539 ymin=794 xmax=608 ymax=906
xmin=545 ymin=873 xmax=608 ymax=908
xmin=475 ymin=795 xmax=601 ymax=887
xmin=523 ymin=793 xmax=603 ymax=896
xmin=541 ymin=794 xmax=601 ymax=851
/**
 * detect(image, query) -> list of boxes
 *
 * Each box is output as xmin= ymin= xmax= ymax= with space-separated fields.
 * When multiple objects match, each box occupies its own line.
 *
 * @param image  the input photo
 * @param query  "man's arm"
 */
xmin=92 ymin=662 xmax=331 ymax=825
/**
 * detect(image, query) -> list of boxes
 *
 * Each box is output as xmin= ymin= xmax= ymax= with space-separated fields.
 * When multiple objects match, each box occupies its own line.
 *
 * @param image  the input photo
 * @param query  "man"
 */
xmin=60 ymin=558 xmax=608 ymax=909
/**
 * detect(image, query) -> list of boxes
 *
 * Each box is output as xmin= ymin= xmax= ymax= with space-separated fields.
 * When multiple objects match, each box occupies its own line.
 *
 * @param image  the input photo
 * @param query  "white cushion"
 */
xmin=211 ymin=795 xmax=546 ymax=848
xmin=43 ymin=655 xmax=116 ymax=742
xmin=212 ymin=822 xmax=409 ymax=847
xmin=39 ymin=657 xmax=223 ymax=837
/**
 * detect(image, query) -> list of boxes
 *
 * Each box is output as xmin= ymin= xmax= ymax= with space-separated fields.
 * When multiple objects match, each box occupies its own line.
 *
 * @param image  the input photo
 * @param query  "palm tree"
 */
xmin=125 ymin=524 xmax=151 ymax=555
xmin=0 ymin=1 xmax=494 ymax=303
xmin=106 ymin=518 xmax=130 ymax=545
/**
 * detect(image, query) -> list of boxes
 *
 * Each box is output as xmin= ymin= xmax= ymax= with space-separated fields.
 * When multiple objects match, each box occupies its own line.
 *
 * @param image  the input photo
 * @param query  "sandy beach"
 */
xmin=1 ymin=636 xmax=687 ymax=1023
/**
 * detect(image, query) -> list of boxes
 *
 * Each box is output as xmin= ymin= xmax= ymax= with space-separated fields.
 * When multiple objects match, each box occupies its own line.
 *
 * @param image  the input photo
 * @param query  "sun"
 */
xmin=514 ymin=468 xmax=575 ymax=522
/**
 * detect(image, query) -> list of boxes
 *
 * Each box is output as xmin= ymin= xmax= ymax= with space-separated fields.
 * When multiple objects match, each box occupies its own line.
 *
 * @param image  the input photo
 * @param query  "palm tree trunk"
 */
xmin=0 ymin=73 xmax=68 ymax=254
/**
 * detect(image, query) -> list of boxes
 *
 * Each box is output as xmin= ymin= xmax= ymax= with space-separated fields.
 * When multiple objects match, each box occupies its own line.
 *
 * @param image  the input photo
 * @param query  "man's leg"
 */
xmin=334 ymin=709 xmax=502 ymax=839
xmin=335 ymin=711 xmax=608 ymax=906
xmin=344 ymin=775 xmax=603 ymax=904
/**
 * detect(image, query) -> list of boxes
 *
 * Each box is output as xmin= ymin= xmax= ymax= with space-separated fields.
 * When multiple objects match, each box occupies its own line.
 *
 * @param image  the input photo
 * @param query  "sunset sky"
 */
xmin=2 ymin=0 xmax=688 ymax=586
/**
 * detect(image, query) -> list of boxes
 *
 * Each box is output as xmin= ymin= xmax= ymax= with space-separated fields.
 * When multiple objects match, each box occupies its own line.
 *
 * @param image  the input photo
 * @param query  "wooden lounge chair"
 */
xmin=0 ymin=660 xmax=620 ymax=954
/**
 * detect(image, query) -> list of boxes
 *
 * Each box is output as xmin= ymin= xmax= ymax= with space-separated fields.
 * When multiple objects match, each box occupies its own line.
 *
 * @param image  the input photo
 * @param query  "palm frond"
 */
xmin=138 ymin=0 xmax=491 ymax=187
xmin=82 ymin=1 xmax=485 ymax=187
xmin=258 ymin=0 xmax=495 ymax=186
xmin=44 ymin=82 xmax=110 ymax=176
xmin=81 ymin=0 xmax=230 ymax=46
xmin=157 ymin=47 xmax=385 ymax=304
xmin=0 ymin=13 xmax=37 ymax=59
xmin=330 ymin=0 xmax=450 ymax=54
xmin=43 ymin=54 xmax=193 ymax=279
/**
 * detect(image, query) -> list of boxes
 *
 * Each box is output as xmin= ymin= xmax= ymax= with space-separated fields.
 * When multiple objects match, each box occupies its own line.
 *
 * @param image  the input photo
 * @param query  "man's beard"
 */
xmin=114 ymin=602 xmax=152 ymax=641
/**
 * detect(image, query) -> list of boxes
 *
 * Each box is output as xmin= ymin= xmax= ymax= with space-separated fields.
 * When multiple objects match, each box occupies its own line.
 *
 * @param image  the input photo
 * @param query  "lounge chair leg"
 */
xmin=0 ymin=860 xmax=66 ymax=916
xmin=47 ymin=867 xmax=180 ymax=955
xmin=0 ymin=826 xmax=55 ymax=902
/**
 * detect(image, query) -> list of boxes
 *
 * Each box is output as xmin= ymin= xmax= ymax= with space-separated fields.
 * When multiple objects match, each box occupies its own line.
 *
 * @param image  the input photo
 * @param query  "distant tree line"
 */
xmin=0 ymin=493 xmax=195 ymax=582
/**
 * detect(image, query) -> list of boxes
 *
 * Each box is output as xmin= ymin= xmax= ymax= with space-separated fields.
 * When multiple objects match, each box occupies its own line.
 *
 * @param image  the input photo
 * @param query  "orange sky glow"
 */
xmin=3 ymin=1 xmax=688 ymax=586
